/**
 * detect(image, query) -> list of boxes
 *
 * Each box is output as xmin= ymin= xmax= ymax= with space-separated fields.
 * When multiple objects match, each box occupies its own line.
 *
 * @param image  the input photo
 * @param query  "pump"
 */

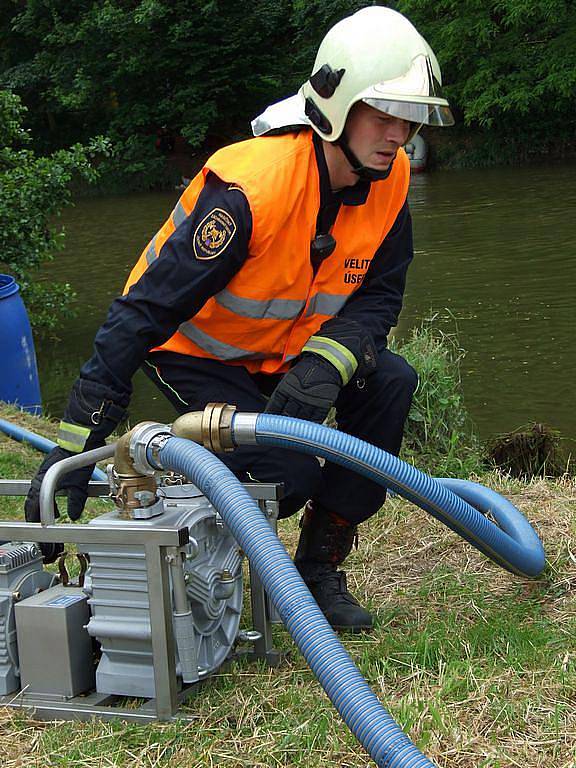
xmin=0 ymin=472 xmax=281 ymax=720
xmin=0 ymin=405 xmax=545 ymax=768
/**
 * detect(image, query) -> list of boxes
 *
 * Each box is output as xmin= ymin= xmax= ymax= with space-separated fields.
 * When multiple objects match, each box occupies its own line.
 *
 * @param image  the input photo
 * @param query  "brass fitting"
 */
xmin=172 ymin=403 xmax=237 ymax=453
xmin=112 ymin=425 xmax=158 ymax=516
xmin=114 ymin=429 xmax=136 ymax=476
xmin=109 ymin=409 xmax=237 ymax=515
xmin=113 ymin=475 xmax=157 ymax=515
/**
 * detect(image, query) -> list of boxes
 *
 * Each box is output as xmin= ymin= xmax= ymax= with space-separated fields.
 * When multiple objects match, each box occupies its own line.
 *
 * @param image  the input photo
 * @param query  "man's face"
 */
xmin=345 ymin=102 xmax=412 ymax=170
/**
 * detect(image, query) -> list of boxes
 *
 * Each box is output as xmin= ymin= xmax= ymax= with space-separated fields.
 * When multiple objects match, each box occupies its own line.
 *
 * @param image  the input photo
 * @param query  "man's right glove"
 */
xmin=265 ymin=317 xmax=378 ymax=424
xmin=265 ymin=353 xmax=343 ymax=423
xmin=24 ymin=378 xmax=128 ymax=561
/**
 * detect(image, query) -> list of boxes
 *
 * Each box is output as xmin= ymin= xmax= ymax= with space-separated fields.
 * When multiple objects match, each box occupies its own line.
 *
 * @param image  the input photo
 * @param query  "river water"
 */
xmin=35 ymin=162 xmax=576 ymax=445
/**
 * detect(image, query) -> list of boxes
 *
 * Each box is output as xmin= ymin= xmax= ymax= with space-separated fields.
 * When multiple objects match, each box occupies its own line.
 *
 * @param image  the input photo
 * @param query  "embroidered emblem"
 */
xmin=193 ymin=208 xmax=237 ymax=260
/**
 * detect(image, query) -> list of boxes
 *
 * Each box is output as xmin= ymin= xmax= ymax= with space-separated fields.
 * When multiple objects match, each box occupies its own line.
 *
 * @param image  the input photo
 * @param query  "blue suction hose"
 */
xmin=153 ymin=436 xmax=437 ymax=768
xmin=0 ymin=417 xmax=107 ymax=482
xmin=149 ymin=414 xmax=544 ymax=767
xmin=253 ymin=414 xmax=545 ymax=578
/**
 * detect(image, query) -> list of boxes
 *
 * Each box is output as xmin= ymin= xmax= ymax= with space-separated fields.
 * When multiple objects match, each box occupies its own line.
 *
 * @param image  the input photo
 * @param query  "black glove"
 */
xmin=24 ymin=447 xmax=94 ymax=562
xmin=265 ymin=318 xmax=378 ymax=423
xmin=265 ymin=353 xmax=342 ymax=423
xmin=24 ymin=378 xmax=129 ymax=559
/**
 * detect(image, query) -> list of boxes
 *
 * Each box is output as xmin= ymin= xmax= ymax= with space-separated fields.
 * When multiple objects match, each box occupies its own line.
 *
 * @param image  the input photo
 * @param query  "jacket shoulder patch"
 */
xmin=193 ymin=208 xmax=237 ymax=260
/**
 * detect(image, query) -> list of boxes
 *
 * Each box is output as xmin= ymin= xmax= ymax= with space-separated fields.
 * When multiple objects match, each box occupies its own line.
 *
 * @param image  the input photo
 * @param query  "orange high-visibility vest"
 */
xmin=124 ymin=131 xmax=410 ymax=374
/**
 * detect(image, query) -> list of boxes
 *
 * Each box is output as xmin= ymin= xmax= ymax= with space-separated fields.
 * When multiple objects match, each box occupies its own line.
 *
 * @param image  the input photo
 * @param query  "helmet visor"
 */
xmin=362 ymin=98 xmax=455 ymax=127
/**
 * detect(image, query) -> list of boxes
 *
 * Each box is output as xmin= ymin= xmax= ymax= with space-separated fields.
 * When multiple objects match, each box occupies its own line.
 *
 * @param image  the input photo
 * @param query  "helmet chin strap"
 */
xmin=335 ymin=133 xmax=394 ymax=182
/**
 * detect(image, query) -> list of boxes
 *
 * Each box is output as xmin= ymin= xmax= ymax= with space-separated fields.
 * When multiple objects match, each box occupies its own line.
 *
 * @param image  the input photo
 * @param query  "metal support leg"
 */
xmin=145 ymin=543 xmax=179 ymax=720
xmin=263 ymin=500 xmax=282 ymax=626
xmin=248 ymin=497 xmax=281 ymax=665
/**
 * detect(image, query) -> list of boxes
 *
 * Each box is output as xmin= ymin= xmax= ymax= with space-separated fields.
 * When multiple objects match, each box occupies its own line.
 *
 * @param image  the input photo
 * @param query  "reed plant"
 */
xmin=393 ymin=323 xmax=484 ymax=478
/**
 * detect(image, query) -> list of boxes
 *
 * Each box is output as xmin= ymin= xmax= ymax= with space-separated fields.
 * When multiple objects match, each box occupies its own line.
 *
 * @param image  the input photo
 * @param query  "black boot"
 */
xmin=294 ymin=502 xmax=373 ymax=632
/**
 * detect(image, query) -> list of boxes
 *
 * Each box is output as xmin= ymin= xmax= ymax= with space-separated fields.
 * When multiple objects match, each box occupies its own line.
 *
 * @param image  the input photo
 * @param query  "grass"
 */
xmin=1 ymin=405 xmax=576 ymax=767
xmin=393 ymin=322 xmax=484 ymax=478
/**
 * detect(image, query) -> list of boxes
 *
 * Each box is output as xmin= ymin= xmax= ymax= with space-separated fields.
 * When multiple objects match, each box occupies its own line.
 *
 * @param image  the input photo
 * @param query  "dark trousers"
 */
xmin=143 ymin=350 xmax=417 ymax=525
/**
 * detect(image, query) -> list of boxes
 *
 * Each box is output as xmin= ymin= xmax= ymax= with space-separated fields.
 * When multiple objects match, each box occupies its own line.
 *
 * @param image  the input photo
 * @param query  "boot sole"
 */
xmin=331 ymin=623 xmax=373 ymax=633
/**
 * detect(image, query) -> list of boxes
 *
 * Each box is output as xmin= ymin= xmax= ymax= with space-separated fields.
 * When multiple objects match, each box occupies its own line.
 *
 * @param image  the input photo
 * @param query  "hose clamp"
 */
xmin=231 ymin=413 xmax=259 ymax=445
xmin=129 ymin=422 xmax=172 ymax=475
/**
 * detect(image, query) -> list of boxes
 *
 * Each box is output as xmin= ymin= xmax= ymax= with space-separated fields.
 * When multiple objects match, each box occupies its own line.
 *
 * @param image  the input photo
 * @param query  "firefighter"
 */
xmin=26 ymin=7 xmax=454 ymax=631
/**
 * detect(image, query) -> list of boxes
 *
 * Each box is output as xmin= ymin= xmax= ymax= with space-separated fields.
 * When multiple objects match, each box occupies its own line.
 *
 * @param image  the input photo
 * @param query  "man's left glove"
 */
xmin=265 ymin=317 xmax=378 ymax=424
xmin=24 ymin=447 xmax=95 ymax=563
xmin=25 ymin=378 xmax=129 ymax=560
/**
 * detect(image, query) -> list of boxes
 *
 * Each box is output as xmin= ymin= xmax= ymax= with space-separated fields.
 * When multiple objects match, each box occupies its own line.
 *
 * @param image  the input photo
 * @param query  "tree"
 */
xmin=0 ymin=89 xmax=109 ymax=332
xmin=3 ymin=0 xmax=573 ymax=180
xmin=1 ymin=1 xmax=301 ymax=186
xmin=397 ymin=0 xmax=576 ymax=152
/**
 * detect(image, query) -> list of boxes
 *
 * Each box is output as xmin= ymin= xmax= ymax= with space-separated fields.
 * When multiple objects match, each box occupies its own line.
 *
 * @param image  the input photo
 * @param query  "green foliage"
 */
xmin=0 ymin=89 xmax=110 ymax=332
xmin=0 ymin=0 xmax=305 ymax=187
xmin=397 ymin=0 xmax=576 ymax=158
xmin=394 ymin=322 xmax=484 ymax=476
xmin=3 ymin=0 xmax=572 ymax=175
xmin=91 ymin=134 xmax=171 ymax=194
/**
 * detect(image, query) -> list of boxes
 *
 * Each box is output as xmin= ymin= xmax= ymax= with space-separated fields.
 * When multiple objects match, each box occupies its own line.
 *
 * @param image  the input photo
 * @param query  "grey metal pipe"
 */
xmin=0 ymin=479 xmax=110 ymax=497
xmin=39 ymin=444 xmax=116 ymax=525
xmin=86 ymin=618 xmax=152 ymax=642
xmin=167 ymin=545 xmax=199 ymax=683
xmin=167 ymin=547 xmax=189 ymax=614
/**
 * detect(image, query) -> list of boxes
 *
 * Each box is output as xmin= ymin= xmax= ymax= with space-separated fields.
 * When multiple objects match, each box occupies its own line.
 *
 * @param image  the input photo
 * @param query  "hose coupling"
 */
xmin=172 ymin=403 xmax=237 ymax=453
xmin=110 ymin=474 xmax=158 ymax=516
xmin=111 ymin=422 xmax=171 ymax=516
xmin=128 ymin=422 xmax=173 ymax=475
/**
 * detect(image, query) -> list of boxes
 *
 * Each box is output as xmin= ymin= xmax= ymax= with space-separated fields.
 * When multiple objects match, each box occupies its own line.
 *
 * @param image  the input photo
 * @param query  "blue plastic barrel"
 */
xmin=0 ymin=274 xmax=42 ymax=415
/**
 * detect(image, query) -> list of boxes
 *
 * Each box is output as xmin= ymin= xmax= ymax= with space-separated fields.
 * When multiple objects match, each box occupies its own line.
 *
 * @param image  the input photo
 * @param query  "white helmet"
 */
xmin=301 ymin=6 xmax=454 ymax=141
xmin=252 ymin=7 xmax=453 ymax=141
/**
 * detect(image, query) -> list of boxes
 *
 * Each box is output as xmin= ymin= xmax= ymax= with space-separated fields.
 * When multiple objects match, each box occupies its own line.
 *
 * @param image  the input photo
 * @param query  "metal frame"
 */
xmin=247 ymin=493 xmax=283 ymax=666
xmin=0 ymin=479 xmax=282 ymax=722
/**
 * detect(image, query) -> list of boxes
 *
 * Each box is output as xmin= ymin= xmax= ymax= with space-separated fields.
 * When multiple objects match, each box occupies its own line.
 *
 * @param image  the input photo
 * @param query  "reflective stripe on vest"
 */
xmin=305 ymin=292 xmax=348 ymax=318
xmin=214 ymin=289 xmax=305 ymax=320
xmin=145 ymin=234 xmax=158 ymax=265
xmin=172 ymin=200 xmax=187 ymax=228
xmin=124 ymin=131 xmax=410 ymax=374
xmin=178 ymin=321 xmax=294 ymax=362
xmin=145 ymin=201 xmax=188 ymax=266
xmin=178 ymin=321 xmax=256 ymax=360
